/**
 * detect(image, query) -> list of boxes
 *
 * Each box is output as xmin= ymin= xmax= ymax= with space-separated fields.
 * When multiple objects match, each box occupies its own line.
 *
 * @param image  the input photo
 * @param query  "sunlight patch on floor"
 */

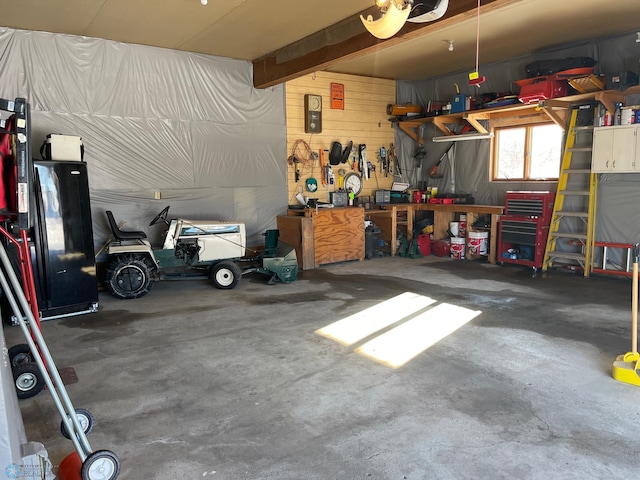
xmin=315 ymin=292 xmax=436 ymax=346
xmin=316 ymin=292 xmax=481 ymax=368
xmin=356 ymin=303 xmax=481 ymax=368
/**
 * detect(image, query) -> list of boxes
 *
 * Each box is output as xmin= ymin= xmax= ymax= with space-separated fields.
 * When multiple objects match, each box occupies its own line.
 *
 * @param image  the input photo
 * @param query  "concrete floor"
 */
xmin=7 ymin=256 xmax=640 ymax=479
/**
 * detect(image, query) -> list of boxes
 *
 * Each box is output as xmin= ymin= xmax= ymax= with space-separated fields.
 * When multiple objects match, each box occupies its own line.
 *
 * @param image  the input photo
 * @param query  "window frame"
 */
xmin=490 ymin=119 xmax=563 ymax=182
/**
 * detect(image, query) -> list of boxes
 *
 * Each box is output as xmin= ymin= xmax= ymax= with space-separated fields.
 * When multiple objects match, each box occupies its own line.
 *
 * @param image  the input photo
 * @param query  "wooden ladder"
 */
xmin=542 ymin=104 xmax=598 ymax=277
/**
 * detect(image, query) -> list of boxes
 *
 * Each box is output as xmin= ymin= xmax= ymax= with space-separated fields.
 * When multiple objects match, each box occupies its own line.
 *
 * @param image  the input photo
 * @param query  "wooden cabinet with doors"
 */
xmin=592 ymin=125 xmax=639 ymax=172
xmin=278 ymin=207 xmax=365 ymax=270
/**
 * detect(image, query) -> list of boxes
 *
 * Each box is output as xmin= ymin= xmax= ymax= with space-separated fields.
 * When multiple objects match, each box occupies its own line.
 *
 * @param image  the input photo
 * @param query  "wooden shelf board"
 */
xmin=393 ymin=87 xmax=640 ymax=140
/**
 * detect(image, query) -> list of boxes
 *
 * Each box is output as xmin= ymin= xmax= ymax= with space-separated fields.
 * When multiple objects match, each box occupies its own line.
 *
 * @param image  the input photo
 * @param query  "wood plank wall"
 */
xmin=285 ymin=72 xmax=396 ymax=205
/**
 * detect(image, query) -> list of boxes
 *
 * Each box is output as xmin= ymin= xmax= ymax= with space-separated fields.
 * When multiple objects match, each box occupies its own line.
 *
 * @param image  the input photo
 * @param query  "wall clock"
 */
xmin=304 ymin=94 xmax=322 ymax=133
xmin=343 ymin=172 xmax=362 ymax=196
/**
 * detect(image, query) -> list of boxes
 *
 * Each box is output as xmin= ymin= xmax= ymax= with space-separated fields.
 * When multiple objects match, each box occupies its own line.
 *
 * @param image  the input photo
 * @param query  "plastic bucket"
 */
xmin=449 ymin=222 xmax=459 ymax=237
xmin=459 ymin=214 xmax=467 ymax=237
xmin=450 ymin=237 xmax=465 ymax=260
xmin=468 ymin=231 xmax=488 ymax=256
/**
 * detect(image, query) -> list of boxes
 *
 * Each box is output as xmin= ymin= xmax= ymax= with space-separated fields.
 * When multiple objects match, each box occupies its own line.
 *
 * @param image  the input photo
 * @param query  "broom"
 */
xmin=612 ymin=243 xmax=640 ymax=386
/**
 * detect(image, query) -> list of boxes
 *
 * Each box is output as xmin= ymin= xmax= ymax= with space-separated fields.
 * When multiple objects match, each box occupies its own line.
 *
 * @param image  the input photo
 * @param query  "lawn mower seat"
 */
xmin=106 ymin=210 xmax=147 ymax=241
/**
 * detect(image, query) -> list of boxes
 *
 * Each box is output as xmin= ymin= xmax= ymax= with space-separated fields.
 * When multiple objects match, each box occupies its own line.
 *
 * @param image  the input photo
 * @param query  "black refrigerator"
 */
xmin=31 ymin=160 xmax=98 ymax=320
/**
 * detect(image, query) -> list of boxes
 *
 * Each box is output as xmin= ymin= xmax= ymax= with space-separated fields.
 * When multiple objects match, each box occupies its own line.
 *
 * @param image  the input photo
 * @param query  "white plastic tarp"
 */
xmin=0 ymin=27 xmax=287 ymax=249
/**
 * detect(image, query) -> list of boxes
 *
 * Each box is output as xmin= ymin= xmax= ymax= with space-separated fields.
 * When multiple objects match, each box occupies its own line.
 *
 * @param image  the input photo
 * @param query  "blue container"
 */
xmin=451 ymin=94 xmax=467 ymax=113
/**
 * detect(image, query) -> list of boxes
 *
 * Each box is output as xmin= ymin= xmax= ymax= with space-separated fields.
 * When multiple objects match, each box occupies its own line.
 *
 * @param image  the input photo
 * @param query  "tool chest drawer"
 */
xmin=504 ymin=191 xmax=555 ymax=223
xmin=499 ymin=192 xmax=554 ymax=270
xmin=499 ymin=218 xmax=541 ymax=245
xmin=498 ymin=216 xmax=549 ymax=269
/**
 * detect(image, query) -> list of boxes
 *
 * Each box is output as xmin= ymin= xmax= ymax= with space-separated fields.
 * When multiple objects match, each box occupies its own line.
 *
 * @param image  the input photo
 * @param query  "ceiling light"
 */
xmin=407 ymin=0 xmax=449 ymax=23
xmin=201 ymin=0 xmax=207 ymax=5
xmin=360 ymin=1 xmax=411 ymax=40
xmin=447 ymin=40 xmax=454 ymax=52
xmin=432 ymin=133 xmax=493 ymax=143
xmin=361 ymin=0 xmax=448 ymax=40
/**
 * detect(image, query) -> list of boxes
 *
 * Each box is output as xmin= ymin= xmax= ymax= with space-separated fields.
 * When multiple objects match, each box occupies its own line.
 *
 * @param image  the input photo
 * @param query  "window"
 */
xmin=492 ymin=123 xmax=563 ymax=181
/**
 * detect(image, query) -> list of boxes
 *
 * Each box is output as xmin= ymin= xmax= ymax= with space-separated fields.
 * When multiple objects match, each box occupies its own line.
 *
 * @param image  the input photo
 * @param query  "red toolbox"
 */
xmin=498 ymin=216 xmax=549 ymax=269
xmin=499 ymin=191 xmax=556 ymax=270
xmin=504 ymin=191 xmax=555 ymax=223
xmin=518 ymin=79 xmax=568 ymax=104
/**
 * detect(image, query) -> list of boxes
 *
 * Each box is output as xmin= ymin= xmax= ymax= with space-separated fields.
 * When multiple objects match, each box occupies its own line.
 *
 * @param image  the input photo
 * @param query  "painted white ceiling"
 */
xmin=1 ymin=0 xmax=639 ymax=82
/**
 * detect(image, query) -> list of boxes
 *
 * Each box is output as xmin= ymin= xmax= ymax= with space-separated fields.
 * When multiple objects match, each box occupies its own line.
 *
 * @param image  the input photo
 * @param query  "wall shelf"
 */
xmin=541 ymin=85 xmax=640 ymax=118
xmin=393 ymin=103 xmax=549 ymax=143
xmin=392 ymin=86 xmax=640 ymax=143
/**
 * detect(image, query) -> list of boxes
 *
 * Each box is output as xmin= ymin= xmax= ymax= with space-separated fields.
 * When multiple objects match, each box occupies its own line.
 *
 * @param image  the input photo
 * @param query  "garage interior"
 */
xmin=2 ymin=0 xmax=640 ymax=478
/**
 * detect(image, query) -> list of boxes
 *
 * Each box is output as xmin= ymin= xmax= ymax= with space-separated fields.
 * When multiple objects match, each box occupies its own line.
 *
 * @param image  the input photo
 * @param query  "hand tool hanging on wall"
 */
xmin=388 ymin=143 xmax=401 ymax=175
xmin=341 ymin=141 xmax=353 ymax=164
xmin=326 ymin=165 xmax=334 ymax=186
xmin=329 ymin=141 xmax=342 ymax=165
xmin=378 ymin=146 xmax=388 ymax=177
xmin=289 ymin=139 xmax=317 ymax=191
xmin=429 ymin=142 xmax=455 ymax=178
xmin=338 ymin=168 xmax=346 ymax=189
xmin=358 ymin=144 xmax=369 ymax=180
xmin=349 ymin=146 xmax=358 ymax=170
xmin=319 ymin=149 xmax=326 ymax=186
xmin=294 ymin=157 xmax=301 ymax=182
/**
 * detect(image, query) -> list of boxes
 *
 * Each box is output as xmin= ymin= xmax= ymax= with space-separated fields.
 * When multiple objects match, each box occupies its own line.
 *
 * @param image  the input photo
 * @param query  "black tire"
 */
xmin=61 ymin=408 xmax=95 ymax=439
xmin=106 ymin=255 xmax=154 ymax=299
xmin=13 ymin=362 xmax=45 ymax=400
xmin=8 ymin=344 xmax=34 ymax=367
xmin=81 ymin=450 xmax=120 ymax=480
xmin=210 ymin=261 xmax=242 ymax=289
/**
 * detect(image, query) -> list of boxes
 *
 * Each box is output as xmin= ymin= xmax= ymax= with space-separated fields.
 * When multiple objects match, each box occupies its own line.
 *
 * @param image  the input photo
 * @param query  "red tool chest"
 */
xmin=518 ymin=79 xmax=568 ymax=104
xmin=498 ymin=191 xmax=555 ymax=270
xmin=504 ymin=191 xmax=555 ymax=223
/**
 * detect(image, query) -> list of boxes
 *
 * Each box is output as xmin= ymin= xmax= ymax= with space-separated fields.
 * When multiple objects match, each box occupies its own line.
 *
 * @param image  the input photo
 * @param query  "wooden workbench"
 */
xmin=366 ymin=203 xmax=504 ymax=264
xmin=278 ymin=207 xmax=365 ymax=270
xmin=364 ymin=205 xmax=412 ymax=256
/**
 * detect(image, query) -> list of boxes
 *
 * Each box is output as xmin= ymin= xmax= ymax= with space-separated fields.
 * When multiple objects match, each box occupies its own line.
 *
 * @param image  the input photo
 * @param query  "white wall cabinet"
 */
xmin=592 ymin=125 xmax=639 ymax=172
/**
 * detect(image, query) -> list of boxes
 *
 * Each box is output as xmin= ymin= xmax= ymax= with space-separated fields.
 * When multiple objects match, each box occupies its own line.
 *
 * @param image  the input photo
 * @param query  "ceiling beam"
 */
xmin=252 ymin=0 xmax=509 ymax=89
